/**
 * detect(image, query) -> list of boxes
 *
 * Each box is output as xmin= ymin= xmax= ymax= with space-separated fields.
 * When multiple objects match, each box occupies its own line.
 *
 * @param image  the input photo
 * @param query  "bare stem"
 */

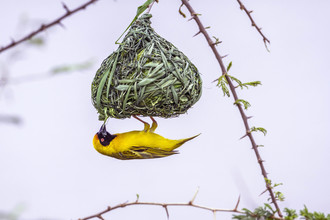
xmin=79 ymin=198 xmax=264 ymax=220
xmin=235 ymin=0 xmax=270 ymax=48
xmin=147 ymin=0 xmax=158 ymax=13
xmin=180 ymin=0 xmax=283 ymax=218
xmin=0 ymin=0 xmax=99 ymax=54
xmin=0 ymin=115 xmax=22 ymax=125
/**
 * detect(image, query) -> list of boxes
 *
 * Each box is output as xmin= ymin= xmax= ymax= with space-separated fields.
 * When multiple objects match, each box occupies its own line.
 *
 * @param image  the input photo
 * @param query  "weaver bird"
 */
xmin=93 ymin=116 xmax=199 ymax=160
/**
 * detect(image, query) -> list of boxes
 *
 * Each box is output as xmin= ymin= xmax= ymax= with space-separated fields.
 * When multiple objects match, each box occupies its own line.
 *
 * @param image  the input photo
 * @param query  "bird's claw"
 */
xmin=150 ymin=116 xmax=158 ymax=132
xmin=132 ymin=115 xmax=158 ymax=132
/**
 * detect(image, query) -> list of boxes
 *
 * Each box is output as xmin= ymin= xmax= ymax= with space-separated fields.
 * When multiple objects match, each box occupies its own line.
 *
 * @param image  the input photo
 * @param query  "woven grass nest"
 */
xmin=91 ymin=13 xmax=202 ymax=120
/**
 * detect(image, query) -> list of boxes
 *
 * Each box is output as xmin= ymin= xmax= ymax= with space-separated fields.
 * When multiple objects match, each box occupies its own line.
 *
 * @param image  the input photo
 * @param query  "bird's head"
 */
xmin=95 ymin=124 xmax=116 ymax=146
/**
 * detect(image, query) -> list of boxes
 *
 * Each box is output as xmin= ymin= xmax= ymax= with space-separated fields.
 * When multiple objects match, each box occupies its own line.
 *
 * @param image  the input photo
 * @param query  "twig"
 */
xmin=79 ymin=197 xmax=247 ymax=220
xmin=234 ymin=195 xmax=240 ymax=211
xmin=235 ymin=0 xmax=270 ymax=49
xmin=0 ymin=115 xmax=22 ymax=125
xmin=189 ymin=187 xmax=199 ymax=204
xmin=0 ymin=60 xmax=93 ymax=87
xmin=0 ymin=0 xmax=99 ymax=54
xmin=147 ymin=0 xmax=159 ymax=13
xmin=180 ymin=0 xmax=283 ymax=218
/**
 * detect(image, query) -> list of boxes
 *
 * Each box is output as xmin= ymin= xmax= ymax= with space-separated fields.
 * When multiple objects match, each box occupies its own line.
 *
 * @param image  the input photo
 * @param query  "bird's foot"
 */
xmin=149 ymin=116 xmax=158 ymax=133
xmin=133 ymin=115 xmax=150 ymax=132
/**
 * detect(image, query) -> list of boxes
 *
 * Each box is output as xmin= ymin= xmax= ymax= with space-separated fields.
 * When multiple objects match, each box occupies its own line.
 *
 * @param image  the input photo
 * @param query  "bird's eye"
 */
xmin=100 ymin=138 xmax=105 ymax=143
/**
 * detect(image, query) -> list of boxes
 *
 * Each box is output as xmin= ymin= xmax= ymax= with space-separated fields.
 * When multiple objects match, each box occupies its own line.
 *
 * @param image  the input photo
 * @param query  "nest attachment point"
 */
xmin=91 ymin=14 xmax=202 ymax=120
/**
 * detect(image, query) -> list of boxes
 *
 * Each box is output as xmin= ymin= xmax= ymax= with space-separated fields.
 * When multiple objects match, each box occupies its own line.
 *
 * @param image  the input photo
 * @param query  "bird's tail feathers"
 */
xmin=173 ymin=133 xmax=201 ymax=150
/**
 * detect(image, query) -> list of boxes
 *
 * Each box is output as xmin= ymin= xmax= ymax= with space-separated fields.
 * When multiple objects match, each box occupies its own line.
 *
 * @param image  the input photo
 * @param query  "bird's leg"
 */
xmin=149 ymin=116 xmax=158 ymax=133
xmin=133 ymin=115 xmax=150 ymax=132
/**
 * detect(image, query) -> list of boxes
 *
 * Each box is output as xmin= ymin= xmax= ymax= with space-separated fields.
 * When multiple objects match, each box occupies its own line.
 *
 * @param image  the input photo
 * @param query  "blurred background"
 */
xmin=0 ymin=0 xmax=329 ymax=219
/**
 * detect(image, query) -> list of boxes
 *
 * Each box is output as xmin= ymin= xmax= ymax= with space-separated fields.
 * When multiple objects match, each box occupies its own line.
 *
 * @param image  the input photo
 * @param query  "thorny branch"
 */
xmin=235 ymin=0 xmax=270 ymax=49
xmin=79 ymin=194 xmax=270 ymax=220
xmin=0 ymin=0 xmax=99 ymax=54
xmin=180 ymin=0 xmax=283 ymax=218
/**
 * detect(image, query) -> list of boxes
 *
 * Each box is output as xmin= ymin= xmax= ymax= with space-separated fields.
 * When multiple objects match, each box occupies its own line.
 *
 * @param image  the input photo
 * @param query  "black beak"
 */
xmin=98 ymin=124 xmax=107 ymax=136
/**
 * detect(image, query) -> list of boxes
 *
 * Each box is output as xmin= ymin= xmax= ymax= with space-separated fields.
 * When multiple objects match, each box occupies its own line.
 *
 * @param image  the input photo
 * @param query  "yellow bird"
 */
xmin=93 ymin=116 xmax=199 ymax=160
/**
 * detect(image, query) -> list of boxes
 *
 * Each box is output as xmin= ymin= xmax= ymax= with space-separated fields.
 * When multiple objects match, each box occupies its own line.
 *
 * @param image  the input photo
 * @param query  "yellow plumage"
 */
xmin=93 ymin=116 xmax=199 ymax=160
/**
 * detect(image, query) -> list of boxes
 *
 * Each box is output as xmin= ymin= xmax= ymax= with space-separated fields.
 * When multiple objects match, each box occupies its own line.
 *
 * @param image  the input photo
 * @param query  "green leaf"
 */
xmin=106 ymin=52 xmax=120 ymax=97
xmin=264 ymin=203 xmax=275 ymax=213
xmin=28 ymin=37 xmax=45 ymax=46
xmin=216 ymin=75 xmax=230 ymax=97
xmin=264 ymin=178 xmax=272 ymax=185
xmin=274 ymin=183 xmax=283 ymax=188
xmin=115 ymin=85 xmax=131 ymax=91
xmin=300 ymin=205 xmax=330 ymax=220
xmin=229 ymin=75 xmax=242 ymax=85
xmin=96 ymin=65 xmax=112 ymax=110
xmin=275 ymin=191 xmax=285 ymax=201
xmin=250 ymin=126 xmax=267 ymax=136
xmin=300 ymin=205 xmax=315 ymax=219
xmin=239 ymin=81 xmax=262 ymax=89
xmin=284 ymin=208 xmax=298 ymax=220
xmin=264 ymin=179 xmax=285 ymax=202
xmin=227 ymin=61 xmax=233 ymax=72
xmin=115 ymin=0 xmax=154 ymax=44
xmin=212 ymin=36 xmax=221 ymax=45
xmin=137 ymin=78 xmax=158 ymax=87
xmin=51 ymin=60 xmax=93 ymax=74
xmin=234 ymin=99 xmax=251 ymax=110
xmin=233 ymin=204 xmax=276 ymax=219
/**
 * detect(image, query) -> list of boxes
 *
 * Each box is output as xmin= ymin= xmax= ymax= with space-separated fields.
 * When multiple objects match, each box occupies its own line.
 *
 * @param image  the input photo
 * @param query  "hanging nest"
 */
xmin=91 ymin=13 xmax=202 ymax=120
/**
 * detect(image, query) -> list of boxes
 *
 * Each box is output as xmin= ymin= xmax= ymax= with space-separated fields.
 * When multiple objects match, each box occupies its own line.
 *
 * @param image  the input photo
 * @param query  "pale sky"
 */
xmin=0 ymin=0 xmax=330 ymax=219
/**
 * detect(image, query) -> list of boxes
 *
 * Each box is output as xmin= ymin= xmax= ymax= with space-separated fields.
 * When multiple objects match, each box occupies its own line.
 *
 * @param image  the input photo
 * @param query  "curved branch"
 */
xmin=79 ymin=198 xmax=246 ymax=220
xmin=235 ymin=0 xmax=270 ymax=48
xmin=180 ymin=0 xmax=282 ymax=218
xmin=0 ymin=0 xmax=99 ymax=54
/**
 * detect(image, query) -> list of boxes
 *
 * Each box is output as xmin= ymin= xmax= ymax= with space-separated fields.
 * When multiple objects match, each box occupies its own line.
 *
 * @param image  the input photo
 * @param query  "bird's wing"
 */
xmin=113 ymin=146 xmax=178 ymax=160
